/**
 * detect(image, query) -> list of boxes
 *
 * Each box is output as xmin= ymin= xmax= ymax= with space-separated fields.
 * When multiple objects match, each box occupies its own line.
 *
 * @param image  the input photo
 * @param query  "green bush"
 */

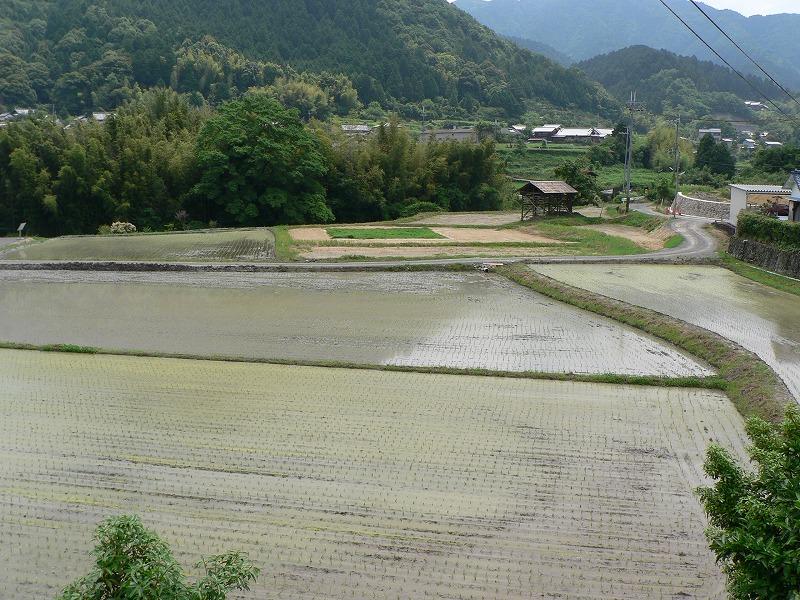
xmin=398 ymin=202 xmax=443 ymax=218
xmin=737 ymin=212 xmax=800 ymax=251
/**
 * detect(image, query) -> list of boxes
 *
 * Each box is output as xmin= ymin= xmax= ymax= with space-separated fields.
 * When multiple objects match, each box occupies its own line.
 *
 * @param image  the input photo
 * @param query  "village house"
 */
xmin=341 ymin=124 xmax=373 ymax=136
xmin=423 ymin=127 xmax=478 ymax=143
xmin=698 ymin=128 xmax=723 ymax=142
xmin=745 ymin=101 xmax=767 ymax=111
xmin=529 ymin=125 xmax=613 ymax=144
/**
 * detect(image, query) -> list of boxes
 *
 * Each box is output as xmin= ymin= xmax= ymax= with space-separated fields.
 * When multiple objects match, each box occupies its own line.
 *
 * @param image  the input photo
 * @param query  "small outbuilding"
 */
xmin=518 ymin=180 xmax=578 ymax=221
xmin=729 ymin=184 xmax=791 ymax=225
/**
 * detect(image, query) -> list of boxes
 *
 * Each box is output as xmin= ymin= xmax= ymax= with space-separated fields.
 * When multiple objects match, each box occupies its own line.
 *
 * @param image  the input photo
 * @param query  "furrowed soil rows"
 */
xmin=0 ymin=270 xmax=710 ymax=376
xmin=0 ymin=229 xmax=275 ymax=262
xmin=0 ymin=350 xmax=747 ymax=599
xmin=534 ymin=264 xmax=800 ymax=400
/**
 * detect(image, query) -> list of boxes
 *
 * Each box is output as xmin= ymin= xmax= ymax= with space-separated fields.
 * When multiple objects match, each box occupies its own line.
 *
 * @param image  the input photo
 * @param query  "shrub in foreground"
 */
xmin=59 ymin=515 xmax=259 ymax=600
xmin=698 ymin=405 xmax=800 ymax=599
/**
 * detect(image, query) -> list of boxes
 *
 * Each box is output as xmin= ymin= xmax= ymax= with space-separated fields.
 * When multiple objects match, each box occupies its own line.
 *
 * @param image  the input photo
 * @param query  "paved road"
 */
xmin=0 ymin=205 xmax=719 ymax=272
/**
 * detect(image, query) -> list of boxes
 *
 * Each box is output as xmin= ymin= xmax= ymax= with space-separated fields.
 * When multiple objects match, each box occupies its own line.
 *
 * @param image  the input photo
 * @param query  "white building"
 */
xmin=787 ymin=171 xmax=800 ymax=222
xmin=699 ymin=128 xmax=722 ymax=141
xmin=729 ymin=184 xmax=791 ymax=225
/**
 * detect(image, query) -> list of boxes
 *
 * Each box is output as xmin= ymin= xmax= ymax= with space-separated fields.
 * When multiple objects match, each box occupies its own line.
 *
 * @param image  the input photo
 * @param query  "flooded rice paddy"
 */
xmin=0 ymin=270 xmax=710 ymax=376
xmin=0 ymin=228 xmax=275 ymax=262
xmin=534 ymin=264 xmax=800 ymax=399
xmin=0 ymin=350 xmax=747 ymax=599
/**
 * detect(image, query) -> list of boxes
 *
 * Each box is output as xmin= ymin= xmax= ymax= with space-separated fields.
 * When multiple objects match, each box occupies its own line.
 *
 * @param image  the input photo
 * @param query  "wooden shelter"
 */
xmin=518 ymin=181 xmax=578 ymax=221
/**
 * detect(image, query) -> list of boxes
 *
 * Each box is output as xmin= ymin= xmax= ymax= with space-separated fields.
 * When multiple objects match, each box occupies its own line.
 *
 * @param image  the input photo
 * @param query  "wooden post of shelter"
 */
xmin=519 ymin=181 xmax=578 ymax=221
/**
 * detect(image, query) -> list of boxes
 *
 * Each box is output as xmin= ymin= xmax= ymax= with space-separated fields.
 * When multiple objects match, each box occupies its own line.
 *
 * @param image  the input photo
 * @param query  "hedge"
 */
xmin=738 ymin=212 xmax=800 ymax=250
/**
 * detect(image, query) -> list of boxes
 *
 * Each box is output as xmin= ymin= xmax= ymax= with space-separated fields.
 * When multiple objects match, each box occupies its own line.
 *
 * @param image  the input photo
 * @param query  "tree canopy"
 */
xmin=59 ymin=515 xmax=259 ymax=600
xmin=698 ymin=406 xmax=800 ymax=600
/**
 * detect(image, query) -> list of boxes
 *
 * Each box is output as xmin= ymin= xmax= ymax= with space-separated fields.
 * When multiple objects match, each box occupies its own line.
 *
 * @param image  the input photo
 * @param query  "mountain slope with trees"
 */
xmin=577 ymin=46 xmax=783 ymax=118
xmin=0 ymin=0 xmax=616 ymax=118
xmin=454 ymin=0 xmax=800 ymax=89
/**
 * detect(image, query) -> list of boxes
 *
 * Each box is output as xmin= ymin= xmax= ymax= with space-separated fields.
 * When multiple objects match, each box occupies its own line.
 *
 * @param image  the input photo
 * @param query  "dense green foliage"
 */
xmin=698 ymin=406 xmax=800 ymax=599
xmin=553 ymin=159 xmax=598 ymax=203
xmin=752 ymin=145 xmax=800 ymax=174
xmin=696 ymin=134 xmax=736 ymax=178
xmin=60 ymin=515 xmax=259 ymax=600
xmin=737 ymin=212 xmax=800 ymax=251
xmin=192 ymin=94 xmax=332 ymax=226
xmin=0 ymin=89 xmax=507 ymax=235
xmin=577 ymin=46 xmax=781 ymax=119
xmin=0 ymin=0 xmax=616 ymax=119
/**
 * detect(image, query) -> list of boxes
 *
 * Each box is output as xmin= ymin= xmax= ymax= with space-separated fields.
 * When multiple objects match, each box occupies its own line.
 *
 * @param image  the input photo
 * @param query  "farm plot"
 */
xmin=0 ymin=270 xmax=710 ymax=376
xmin=0 ymin=349 xmax=747 ymax=599
xmin=0 ymin=228 xmax=275 ymax=262
xmin=534 ymin=264 xmax=800 ymax=400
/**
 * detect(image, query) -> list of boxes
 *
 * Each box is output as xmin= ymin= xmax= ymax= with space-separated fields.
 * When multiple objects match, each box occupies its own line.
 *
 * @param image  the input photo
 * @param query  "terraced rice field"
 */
xmin=534 ymin=264 xmax=800 ymax=399
xmin=0 ymin=350 xmax=747 ymax=599
xmin=0 ymin=229 xmax=275 ymax=262
xmin=0 ymin=270 xmax=710 ymax=376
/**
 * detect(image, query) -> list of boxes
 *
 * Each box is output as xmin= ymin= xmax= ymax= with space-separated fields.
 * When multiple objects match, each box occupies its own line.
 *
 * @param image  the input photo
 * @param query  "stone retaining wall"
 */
xmin=671 ymin=192 xmax=730 ymax=220
xmin=729 ymin=237 xmax=800 ymax=278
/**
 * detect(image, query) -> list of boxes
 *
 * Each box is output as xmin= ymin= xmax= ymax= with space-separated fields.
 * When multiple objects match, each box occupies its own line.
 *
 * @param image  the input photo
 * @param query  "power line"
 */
xmin=655 ymin=0 xmax=800 ymax=127
xmin=688 ymin=0 xmax=800 ymax=112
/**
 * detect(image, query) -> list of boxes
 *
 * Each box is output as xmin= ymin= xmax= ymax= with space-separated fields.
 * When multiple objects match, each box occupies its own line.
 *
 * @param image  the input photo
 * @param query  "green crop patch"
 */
xmin=326 ymin=227 xmax=445 ymax=239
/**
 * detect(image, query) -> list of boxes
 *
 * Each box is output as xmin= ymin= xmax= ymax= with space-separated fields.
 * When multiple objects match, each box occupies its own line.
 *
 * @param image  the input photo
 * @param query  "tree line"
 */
xmin=0 ymin=88 xmax=507 ymax=236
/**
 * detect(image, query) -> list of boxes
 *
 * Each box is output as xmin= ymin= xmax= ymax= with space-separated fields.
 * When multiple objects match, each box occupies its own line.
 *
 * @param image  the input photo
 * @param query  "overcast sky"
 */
xmin=700 ymin=0 xmax=800 ymax=15
xmin=448 ymin=0 xmax=799 ymax=17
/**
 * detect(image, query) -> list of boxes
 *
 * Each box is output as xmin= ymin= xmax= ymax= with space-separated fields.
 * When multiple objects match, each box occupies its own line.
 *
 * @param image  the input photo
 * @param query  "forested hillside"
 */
xmin=0 ymin=0 xmax=616 ymax=118
xmin=454 ymin=0 xmax=800 ymax=89
xmin=578 ymin=46 xmax=782 ymax=118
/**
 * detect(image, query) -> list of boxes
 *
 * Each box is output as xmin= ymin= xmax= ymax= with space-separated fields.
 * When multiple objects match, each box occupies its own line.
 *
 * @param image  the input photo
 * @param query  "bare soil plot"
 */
xmin=534 ymin=264 xmax=800 ymax=400
xmin=0 ymin=270 xmax=710 ymax=376
xmin=0 ymin=349 xmax=746 ymax=599
xmin=300 ymin=245 xmax=575 ymax=258
xmin=584 ymin=224 xmax=674 ymax=250
xmin=0 ymin=229 xmax=275 ymax=262
xmin=407 ymin=211 xmax=521 ymax=226
xmin=291 ymin=226 xmax=562 ymax=245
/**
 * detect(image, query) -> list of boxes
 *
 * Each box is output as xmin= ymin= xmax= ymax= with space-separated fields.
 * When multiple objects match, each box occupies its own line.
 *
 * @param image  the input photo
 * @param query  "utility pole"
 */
xmin=623 ymin=91 xmax=644 ymax=213
xmin=673 ymin=115 xmax=681 ymax=199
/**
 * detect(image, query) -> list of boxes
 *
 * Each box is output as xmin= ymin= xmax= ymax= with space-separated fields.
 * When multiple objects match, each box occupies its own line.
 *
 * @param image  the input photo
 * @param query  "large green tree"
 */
xmin=192 ymin=92 xmax=332 ymax=225
xmin=698 ymin=406 xmax=800 ymax=599
xmin=60 ymin=515 xmax=259 ymax=600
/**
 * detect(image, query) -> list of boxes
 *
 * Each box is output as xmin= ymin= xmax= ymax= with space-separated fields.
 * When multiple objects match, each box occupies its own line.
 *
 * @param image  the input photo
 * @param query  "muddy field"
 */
xmin=0 ymin=350 xmax=746 ymax=599
xmin=0 ymin=270 xmax=710 ymax=376
xmin=0 ymin=229 xmax=275 ymax=262
xmin=289 ymin=226 xmax=563 ymax=245
xmin=406 ymin=211 xmax=521 ymax=226
xmin=534 ymin=264 xmax=800 ymax=399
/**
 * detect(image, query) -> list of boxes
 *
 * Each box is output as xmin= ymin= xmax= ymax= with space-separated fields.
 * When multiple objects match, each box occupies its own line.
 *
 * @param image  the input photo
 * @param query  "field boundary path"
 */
xmin=0 ymin=205 xmax=717 ymax=272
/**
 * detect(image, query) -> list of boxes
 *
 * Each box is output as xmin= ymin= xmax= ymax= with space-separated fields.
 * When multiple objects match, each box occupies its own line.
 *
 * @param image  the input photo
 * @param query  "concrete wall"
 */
xmin=729 ymin=237 xmax=800 ymax=278
xmin=730 ymin=188 xmax=748 ymax=224
xmin=671 ymin=193 xmax=729 ymax=220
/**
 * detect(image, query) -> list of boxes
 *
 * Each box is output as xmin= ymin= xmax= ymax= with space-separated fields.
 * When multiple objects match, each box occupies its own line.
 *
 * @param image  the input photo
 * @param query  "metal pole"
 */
xmin=673 ymin=116 xmax=681 ymax=196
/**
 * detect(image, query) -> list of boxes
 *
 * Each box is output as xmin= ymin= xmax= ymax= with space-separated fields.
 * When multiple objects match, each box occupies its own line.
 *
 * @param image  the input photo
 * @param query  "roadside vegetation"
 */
xmin=718 ymin=253 xmax=800 ymax=297
xmin=699 ymin=405 xmax=800 ymax=599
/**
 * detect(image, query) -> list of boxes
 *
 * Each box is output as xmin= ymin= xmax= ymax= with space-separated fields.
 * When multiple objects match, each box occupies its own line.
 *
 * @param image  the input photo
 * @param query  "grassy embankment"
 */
xmin=499 ymin=264 xmax=790 ymax=423
xmin=718 ymin=252 xmax=800 ymax=297
xmin=0 ymin=339 xmax=722 ymax=391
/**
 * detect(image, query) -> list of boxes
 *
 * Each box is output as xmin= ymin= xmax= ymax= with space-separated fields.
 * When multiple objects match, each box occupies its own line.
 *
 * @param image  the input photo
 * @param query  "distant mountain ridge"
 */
xmin=454 ymin=0 xmax=800 ymax=89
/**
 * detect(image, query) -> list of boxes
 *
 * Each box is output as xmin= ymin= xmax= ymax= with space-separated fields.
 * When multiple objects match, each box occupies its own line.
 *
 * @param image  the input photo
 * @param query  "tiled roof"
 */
xmin=522 ymin=180 xmax=579 ymax=194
